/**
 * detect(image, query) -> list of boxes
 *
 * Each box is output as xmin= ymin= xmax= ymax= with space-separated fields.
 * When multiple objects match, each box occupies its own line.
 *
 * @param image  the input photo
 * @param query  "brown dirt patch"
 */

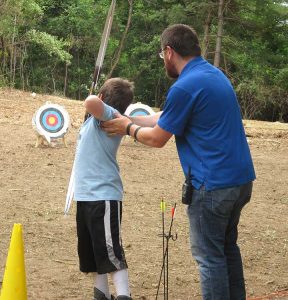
xmin=0 ymin=89 xmax=287 ymax=299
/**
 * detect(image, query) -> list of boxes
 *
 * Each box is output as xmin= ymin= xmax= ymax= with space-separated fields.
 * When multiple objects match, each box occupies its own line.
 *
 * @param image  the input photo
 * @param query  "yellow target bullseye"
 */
xmin=48 ymin=116 xmax=56 ymax=125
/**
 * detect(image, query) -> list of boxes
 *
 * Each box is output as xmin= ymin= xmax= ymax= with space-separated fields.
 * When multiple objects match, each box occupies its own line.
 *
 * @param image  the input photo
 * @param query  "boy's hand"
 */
xmin=101 ymin=113 xmax=131 ymax=136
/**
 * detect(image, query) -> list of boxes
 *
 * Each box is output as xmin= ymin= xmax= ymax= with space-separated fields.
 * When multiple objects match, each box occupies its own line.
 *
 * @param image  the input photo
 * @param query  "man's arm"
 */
xmin=84 ymin=95 xmax=105 ymax=120
xmin=128 ymin=111 xmax=162 ymax=127
xmin=101 ymin=113 xmax=172 ymax=148
xmin=129 ymin=123 xmax=172 ymax=148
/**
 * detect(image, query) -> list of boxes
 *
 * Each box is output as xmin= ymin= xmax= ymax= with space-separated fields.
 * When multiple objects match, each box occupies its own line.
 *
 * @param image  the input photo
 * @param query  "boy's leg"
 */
xmin=76 ymin=202 xmax=97 ymax=273
xmin=94 ymin=270 xmax=132 ymax=300
xmin=94 ymin=273 xmax=111 ymax=299
xmin=111 ymin=269 xmax=131 ymax=297
xmin=91 ymin=200 xmax=128 ymax=272
xmin=77 ymin=202 xmax=113 ymax=299
xmin=78 ymin=201 xmax=131 ymax=299
xmin=89 ymin=201 xmax=130 ymax=298
xmin=107 ymin=201 xmax=131 ymax=298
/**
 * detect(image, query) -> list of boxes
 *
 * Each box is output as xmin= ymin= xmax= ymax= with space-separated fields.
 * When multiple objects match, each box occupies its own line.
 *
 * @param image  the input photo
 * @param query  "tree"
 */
xmin=214 ymin=0 xmax=225 ymax=67
xmin=0 ymin=0 xmax=287 ymax=121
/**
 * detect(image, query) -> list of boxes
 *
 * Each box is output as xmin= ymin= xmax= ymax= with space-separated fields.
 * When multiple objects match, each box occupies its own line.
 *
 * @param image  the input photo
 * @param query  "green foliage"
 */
xmin=0 ymin=0 xmax=287 ymax=121
xmin=275 ymin=67 xmax=288 ymax=91
xmin=26 ymin=30 xmax=72 ymax=63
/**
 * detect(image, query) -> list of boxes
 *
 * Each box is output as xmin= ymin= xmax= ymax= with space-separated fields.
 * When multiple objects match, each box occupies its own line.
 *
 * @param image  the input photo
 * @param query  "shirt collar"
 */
xmin=178 ymin=56 xmax=205 ymax=79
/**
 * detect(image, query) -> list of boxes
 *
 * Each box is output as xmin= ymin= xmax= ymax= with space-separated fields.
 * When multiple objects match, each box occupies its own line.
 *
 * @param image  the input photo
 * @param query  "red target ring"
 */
xmin=46 ymin=114 xmax=59 ymax=126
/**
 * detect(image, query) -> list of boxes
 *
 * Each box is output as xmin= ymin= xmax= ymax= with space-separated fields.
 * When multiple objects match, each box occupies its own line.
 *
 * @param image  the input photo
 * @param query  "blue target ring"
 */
xmin=40 ymin=109 xmax=64 ymax=133
xmin=129 ymin=108 xmax=151 ymax=116
xmin=125 ymin=103 xmax=155 ymax=118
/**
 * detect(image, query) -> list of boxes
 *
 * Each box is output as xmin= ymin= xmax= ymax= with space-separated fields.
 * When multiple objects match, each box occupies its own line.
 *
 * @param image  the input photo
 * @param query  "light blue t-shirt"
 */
xmin=74 ymin=103 xmax=123 ymax=201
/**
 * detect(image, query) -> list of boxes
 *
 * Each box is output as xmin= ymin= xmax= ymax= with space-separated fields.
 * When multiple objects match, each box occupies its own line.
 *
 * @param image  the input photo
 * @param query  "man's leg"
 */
xmin=187 ymin=186 xmax=241 ymax=300
xmin=225 ymin=182 xmax=252 ymax=300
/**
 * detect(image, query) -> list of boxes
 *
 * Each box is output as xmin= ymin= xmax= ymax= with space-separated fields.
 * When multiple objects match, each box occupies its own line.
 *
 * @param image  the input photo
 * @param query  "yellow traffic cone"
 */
xmin=0 ymin=224 xmax=27 ymax=300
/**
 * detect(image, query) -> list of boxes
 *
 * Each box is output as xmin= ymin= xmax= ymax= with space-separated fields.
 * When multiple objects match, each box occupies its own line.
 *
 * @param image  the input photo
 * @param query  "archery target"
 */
xmin=124 ymin=102 xmax=155 ymax=117
xmin=32 ymin=103 xmax=70 ymax=142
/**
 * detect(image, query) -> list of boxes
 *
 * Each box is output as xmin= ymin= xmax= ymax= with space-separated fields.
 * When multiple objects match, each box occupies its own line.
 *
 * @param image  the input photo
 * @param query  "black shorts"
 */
xmin=76 ymin=200 xmax=128 ymax=274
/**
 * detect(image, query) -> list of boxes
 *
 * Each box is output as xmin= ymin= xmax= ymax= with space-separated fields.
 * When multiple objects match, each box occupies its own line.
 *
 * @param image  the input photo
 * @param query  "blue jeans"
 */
xmin=187 ymin=182 xmax=253 ymax=300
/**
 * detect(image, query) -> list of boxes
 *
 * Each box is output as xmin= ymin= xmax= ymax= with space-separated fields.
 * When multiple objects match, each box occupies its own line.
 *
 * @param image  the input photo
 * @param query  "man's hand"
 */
xmin=101 ymin=113 xmax=131 ymax=136
xmin=102 ymin=112 xmax=172 ymax=147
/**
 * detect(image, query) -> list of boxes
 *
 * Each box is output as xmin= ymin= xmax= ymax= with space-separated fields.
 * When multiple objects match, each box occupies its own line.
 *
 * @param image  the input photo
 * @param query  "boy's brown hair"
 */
xmin=99 ymin=78 xmax=134 ymax=114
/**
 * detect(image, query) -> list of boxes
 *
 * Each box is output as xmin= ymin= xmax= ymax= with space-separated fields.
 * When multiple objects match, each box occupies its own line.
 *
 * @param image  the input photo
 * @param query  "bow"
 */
xmin=90 ymin=0 xmax=116 ymax=95
xmin=64 ymin=0 xmax=116 ymax=215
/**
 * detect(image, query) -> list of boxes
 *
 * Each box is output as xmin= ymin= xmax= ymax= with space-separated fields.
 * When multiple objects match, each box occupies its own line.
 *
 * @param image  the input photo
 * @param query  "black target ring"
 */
xmin=39 ymin=108 xmax=65 ymax=133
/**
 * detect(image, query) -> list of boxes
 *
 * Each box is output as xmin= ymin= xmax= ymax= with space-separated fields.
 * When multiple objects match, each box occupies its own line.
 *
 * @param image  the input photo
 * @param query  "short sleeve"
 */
xmin=157 ymin=87 xmax=194 ymax=136
xmin=100 ymin=102 xmax=118 ymax=121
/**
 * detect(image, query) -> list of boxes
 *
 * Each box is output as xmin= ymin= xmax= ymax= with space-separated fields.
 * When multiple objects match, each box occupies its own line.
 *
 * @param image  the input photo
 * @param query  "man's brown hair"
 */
xmin=161 ymin=24 xmax=201 ymax=57
xmin=99 ymin=78 xmax=134 ymax=114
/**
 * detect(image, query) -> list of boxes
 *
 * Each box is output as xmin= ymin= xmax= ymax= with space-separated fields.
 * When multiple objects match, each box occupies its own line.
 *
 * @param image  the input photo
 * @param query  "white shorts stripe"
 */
xmin=117 ymin=201 xmax=123 ymax=246
xmin=104 ymin=200 xmax=122 ymax=269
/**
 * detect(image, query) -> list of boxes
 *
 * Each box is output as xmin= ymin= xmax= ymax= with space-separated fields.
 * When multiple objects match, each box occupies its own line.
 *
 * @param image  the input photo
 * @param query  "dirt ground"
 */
xmin=0 ymin=89 xmax=287 ymax=300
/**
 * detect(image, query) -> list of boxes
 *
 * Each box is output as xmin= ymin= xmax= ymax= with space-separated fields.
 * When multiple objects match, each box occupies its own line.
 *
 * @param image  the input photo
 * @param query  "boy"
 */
xmin=74 ymin=78 xmax=134 ymax=300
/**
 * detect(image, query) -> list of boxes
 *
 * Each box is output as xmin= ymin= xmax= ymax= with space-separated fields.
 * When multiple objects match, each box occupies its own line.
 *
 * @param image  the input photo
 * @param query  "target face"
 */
xmin=40 ymin=108 xmax=64 ymax=133
xmin=32 ymin=103 xmax=70 ymax=141
xmin=125 ymin=103 xmax=155 ymax=117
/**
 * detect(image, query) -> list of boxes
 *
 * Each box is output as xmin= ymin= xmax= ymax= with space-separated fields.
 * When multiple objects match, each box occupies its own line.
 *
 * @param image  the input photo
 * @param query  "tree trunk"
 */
xmin=10 ymin=15 xmax=17 ymax=86
xmin=77 ymin=51 xmax=80 ymax=100
xmin=12 ymin=43 xmax=17 ymax=85
xmin=20 ymin=43 xmax=27 ymax=90
xmin=20 ymin=45 xmax=24 ymax=89
xmin=51 ymin=63 xmax=57 ymax=94
xmin=107 ymin=0 xmax=133 ymax=79
xmin=223 ymin=53 xmax=228 ymax=75
xmin=0 ymin=36 xmax=6 ymax=73
xmin=154 ymin=77 xmax=161 ymax=108
xmin=214 ymin=0 xmax=225 ymax=67
xmin=202 ymin=6 xmax=213 ymax=59
xmin=64 ymin=63 xmax=68 ymax=97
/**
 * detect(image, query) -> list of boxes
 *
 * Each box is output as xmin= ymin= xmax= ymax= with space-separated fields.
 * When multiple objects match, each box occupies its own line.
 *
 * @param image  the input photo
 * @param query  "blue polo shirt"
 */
xmin=158 ymin=56 xmax=256 ymax=191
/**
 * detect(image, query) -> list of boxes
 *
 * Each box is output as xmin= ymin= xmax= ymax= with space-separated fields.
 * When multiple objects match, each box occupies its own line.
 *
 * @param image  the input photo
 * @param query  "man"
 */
xmin=101 ymin=24 xmax=256 ymax=300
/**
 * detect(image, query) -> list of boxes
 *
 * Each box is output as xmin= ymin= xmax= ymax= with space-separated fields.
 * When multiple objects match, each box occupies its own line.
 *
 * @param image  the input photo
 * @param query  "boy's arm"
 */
xmin=84 ymin=95 xmax=105 ymax=120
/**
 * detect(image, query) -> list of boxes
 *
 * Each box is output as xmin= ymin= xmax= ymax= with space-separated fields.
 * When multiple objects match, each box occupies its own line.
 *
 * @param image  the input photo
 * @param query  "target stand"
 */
xmin=32 ymin=102 xmax=70 ymax=148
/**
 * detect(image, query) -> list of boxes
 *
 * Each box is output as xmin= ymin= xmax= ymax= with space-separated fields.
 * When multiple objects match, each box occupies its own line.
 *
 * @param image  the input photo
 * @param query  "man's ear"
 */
xmin=98 ymin=93 xmax=103 ymax=100
xmin=167 ymin=46 xmax=173 ymax=60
